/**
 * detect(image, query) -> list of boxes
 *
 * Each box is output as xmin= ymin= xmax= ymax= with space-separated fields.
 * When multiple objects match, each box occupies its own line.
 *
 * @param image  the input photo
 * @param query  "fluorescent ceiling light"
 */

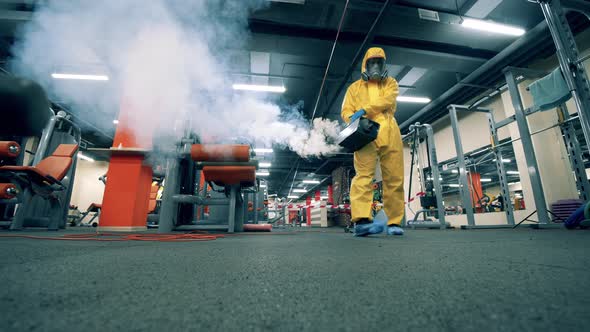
xmin=113 ymin=119 xmax=119 ymax=125
xmin=461 ymin=18 xmax=525 ymax=37
xmin=78 ymin=152 xmax=94 ymax=162
xmin=256 ymin=171 xmax=270 ymax=176
xmin=302 ymin=180 xmax=320 ymax=184
xmin=509 ymin=181 xmax=521 ymax=186
xmin=397 ymin=96 xmax=431 ymax=103
xmin=269 ymin=0 xmax=305 ymax=4
xmin=493 ymin=159 xmax=511 ymax=163
xmin=293 ymin=189 xmax=307 ymax=193
xmin=480 ymin=178 xmax=492 ymax=182
xmin=448 ymin=184 xmax=461 ymax=188
xmin=427 ymin=177 xmax=443 ymax=181
xmin=451 ymin=170 xmax=458 ymax=174
xmin=287 ymin=195 xmax=300 ymax=199
xmin=52 ymin=73 xmax=109 ymax=81
xmin=254 ymin=148 xmax=273 ymax=153
xmin=259 ymin=162 xmax=271 ymax=168
xmin=260 ymin=184 xmax=267 ymax=188
xmin=506 ymin=171 xmax=519 ymax=175
xmin=232 ymin=84 xmax=286 ymax=93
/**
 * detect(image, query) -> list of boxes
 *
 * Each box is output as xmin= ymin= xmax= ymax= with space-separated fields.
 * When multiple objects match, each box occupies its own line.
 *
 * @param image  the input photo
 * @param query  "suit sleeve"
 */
xmin=364 ymin=78 xmax=399 ymax=116
xmin=341 ymin=86 xmax=357 ymax=124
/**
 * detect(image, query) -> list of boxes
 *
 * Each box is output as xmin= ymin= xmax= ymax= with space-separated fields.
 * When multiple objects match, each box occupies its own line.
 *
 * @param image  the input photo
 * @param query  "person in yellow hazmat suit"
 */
xmin=341 ymin=47 xmax=404 ymax=236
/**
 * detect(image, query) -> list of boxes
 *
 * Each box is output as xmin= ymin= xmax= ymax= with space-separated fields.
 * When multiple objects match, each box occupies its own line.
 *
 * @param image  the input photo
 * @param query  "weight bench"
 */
xmin=161 ymin=144 xmax=258 ymax=233
xmin=71 ymin=202 xmax=102 ymax=227
xmin=0 ymin=144 xmax=78 ymax=230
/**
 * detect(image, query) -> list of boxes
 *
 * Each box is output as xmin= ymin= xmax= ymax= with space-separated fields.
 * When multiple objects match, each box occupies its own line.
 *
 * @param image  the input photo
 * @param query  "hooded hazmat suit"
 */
xmin=341 ymin=47 xmax=404 ymax=226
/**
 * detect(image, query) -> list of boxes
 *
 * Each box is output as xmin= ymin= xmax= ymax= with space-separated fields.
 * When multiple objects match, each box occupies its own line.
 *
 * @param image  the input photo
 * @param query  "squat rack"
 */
xmin=446 ymin=0 xmax=590 ymax=229
xmin=447 ymin=105 xmax=516 ymax=230
xmin=503 ymin=65 xmax=590 ymax=229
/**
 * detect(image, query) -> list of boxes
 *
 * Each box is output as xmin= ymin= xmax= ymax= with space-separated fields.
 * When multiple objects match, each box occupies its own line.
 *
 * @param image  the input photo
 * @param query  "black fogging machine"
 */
xmin=336 ymin=117 xmax=380 ymax=152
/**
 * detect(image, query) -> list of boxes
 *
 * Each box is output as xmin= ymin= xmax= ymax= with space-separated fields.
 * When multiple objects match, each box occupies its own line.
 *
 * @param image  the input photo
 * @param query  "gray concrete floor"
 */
xmin=0 ymin=227 xmax=589 ymax=332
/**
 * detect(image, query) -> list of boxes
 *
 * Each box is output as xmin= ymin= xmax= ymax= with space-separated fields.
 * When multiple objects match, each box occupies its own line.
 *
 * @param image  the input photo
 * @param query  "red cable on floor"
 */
xmin=0 ymin=230 xmax=298 ymax=242
xmin=0 ymin=232 xmax=224 ymax=242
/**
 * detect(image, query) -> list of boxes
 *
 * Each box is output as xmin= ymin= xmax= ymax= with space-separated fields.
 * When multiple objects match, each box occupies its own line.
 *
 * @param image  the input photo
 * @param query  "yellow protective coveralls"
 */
xmin=341 ymin=47 xmax=404 ymax=226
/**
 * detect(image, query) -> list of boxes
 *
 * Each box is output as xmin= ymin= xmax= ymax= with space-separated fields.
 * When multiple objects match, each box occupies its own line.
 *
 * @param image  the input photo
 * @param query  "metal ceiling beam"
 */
xmin=395 ymin=65 xmax=412 ymax=81
xmin=459 ymin=0 xmax=481 ymax=15
xmin=248 ymin=20 xmax=497 ymax=60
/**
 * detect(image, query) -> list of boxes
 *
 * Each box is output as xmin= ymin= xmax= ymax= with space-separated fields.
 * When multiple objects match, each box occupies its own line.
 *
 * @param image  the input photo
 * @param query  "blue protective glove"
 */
xmin=349 ymin=109 xmax=366 ymax=123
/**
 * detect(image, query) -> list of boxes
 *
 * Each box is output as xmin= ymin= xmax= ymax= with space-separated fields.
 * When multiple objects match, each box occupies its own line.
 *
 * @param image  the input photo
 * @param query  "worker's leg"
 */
xmin=351 ymin=143 xmax=383 ymax=236
xmin=379 ymin=126 xmax=405 ymax=234
xmin=351 ymin=142 xmax=378 ymax=222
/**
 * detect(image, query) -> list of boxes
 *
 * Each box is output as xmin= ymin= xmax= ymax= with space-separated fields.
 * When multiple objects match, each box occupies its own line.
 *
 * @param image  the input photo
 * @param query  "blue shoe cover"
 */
xmin=373 ymin=210 xmax=388 ymax=228
xmin=387 ymin=225 xmax=404 ymax=236
xmin=354 ymin=222 xmax=384 ymax=237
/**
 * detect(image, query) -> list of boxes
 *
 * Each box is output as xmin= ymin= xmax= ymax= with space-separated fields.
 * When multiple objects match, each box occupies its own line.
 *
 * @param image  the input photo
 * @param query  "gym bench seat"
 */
xmin=0 ymin=144 xmax=78 ymax=230
xmin=183 ymin=144 xmax=258 ymax=232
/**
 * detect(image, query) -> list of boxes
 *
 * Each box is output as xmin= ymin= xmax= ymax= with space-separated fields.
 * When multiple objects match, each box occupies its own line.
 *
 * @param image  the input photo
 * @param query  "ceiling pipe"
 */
xmin=400 ymin=19 xmax=549 ymax=130
xmin=415 ymin=22 xmax=557 ymax=125
xmin=314 ymin=0 xmax=394 ymax=120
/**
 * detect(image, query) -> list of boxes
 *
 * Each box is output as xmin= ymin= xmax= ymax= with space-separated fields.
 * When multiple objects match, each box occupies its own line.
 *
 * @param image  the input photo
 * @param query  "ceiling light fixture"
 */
xmin=78 ymin=152 xmax=94 ymax=162
xmin=269 ymin=0 xmax=305 ymax=4
xmin=259 ymin=162 xmax=271 ymax=168
xmin=480 ymin=178 xmax=492 ymax=182
xmin=506 ymin=171 xmax=520 ymax=175
xmin=232 ymin=84 xmax=286 ymax=93
xmin=461 ymin=18 xmax=525 ymax=37
xmin=52 ymin=73 xmax=109 ymax=81
xmin=448 ymin=184 xmax=461 ymax=188
xmin=397 ymin=96 xmax=431 ymax=103
xmin=302 ymin=180 xmax=320 ymax=184
xmin=293 ymin=189 xmax=307 ymax=193
xmin=493 ymin=158 xmax=511 ymax=163
xmin=256 ymin=171 xmax=270 ymax=176
xmin=254 ymin=148 xmax=273 ymax=154
xmin=287 ymin=195 xmax=300 ymax=199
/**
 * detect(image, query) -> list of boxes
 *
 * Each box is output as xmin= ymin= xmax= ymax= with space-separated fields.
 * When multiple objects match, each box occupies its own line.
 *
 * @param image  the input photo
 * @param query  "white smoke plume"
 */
xmin=9 ymin=0 xmax=341 ymax=157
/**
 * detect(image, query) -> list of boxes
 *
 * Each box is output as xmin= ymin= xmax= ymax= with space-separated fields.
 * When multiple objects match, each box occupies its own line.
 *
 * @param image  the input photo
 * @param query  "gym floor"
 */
xmin=0 ymin=227 xmax=589 ymax=332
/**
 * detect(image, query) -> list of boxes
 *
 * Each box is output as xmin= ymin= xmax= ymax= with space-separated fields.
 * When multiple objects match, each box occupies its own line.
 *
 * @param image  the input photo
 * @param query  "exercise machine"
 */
xmin=159 ymin=143 xmax=260 ymax=233
xmin=0 ymin=76 xmax=81 ymax=230
xmin=448 ymin=104 xmax=518 ymax=229
xmin=403 ymin=123 xmax=448 ymax=229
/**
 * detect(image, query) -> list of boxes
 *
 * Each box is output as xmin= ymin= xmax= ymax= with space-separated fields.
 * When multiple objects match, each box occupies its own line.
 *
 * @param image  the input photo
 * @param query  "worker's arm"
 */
xmin=364 ymin=78 xmax=399 ymax=116
xmin=341 ymin=86 xmax=357 ymax=124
